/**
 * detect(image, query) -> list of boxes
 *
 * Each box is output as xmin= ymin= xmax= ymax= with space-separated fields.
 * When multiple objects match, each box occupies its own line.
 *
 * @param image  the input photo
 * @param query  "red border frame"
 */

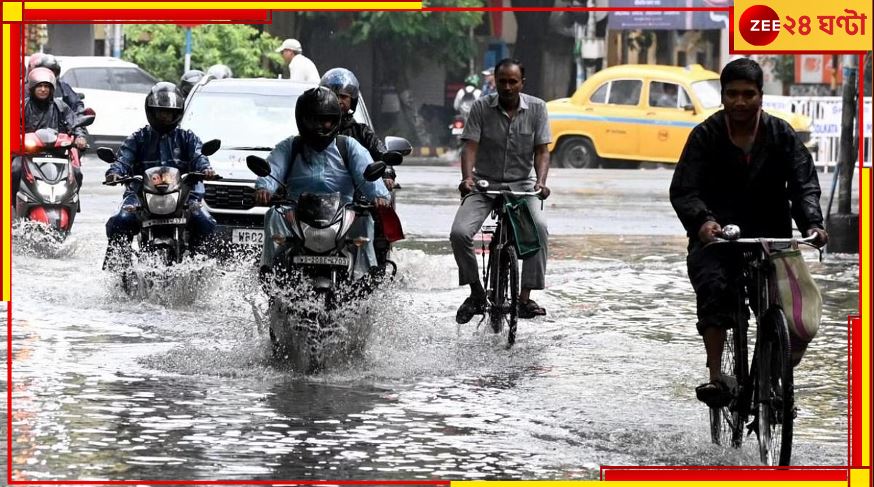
xmin=3 ymin=2 xmax=871 ymax=484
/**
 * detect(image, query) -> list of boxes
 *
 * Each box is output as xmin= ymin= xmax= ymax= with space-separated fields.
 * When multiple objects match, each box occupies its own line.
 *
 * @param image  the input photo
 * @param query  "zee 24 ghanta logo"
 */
xmin=738 ymin=4 xmax=867 ymax=46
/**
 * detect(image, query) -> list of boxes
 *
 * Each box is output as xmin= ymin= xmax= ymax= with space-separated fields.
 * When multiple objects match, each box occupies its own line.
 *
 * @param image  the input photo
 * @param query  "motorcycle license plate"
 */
xmin=292 ymin=255 xmax=349 ymax=266
xmin=142 ymin=217 xmax=187 ymax=228
xmin=232 ymin=228 xmax=264 ymax=245
xmin=451 ymin=127 xmax=464 ymax=135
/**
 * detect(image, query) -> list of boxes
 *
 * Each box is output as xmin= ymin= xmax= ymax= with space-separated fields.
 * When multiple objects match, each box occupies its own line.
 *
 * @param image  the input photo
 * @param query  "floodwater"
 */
xmin=1 ymin=162 xmax=858 ymax=481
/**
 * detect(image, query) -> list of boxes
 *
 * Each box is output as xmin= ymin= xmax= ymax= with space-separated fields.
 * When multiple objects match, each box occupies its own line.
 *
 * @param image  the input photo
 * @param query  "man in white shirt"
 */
xmin=276 ymin=38 xmax=320 ymax=83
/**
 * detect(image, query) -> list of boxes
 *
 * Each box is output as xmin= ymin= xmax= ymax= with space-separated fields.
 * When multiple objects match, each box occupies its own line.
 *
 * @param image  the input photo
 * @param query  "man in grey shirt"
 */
xmin=450 ymin=58 xmax=552 ymax=325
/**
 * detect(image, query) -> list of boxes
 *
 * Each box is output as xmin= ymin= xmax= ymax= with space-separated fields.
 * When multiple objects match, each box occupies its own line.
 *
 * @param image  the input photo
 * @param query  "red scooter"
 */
xmin=13 ymin=110 xmax=95 ymax=240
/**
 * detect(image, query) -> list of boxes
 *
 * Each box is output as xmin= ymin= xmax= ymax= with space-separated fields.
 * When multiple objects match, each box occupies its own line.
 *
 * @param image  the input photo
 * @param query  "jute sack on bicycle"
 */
xmin=504 ymin=196 xmax=541 ymax=259
xmin=766 ymin=242 xmax=822 ymax=366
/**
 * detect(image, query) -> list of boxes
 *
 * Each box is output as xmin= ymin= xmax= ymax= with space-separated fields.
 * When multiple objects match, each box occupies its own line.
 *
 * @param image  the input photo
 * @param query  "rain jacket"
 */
xmin=23 ymin=96 xmax=86 ymax=139
xmin=254 ymin=135 xmax=389 ymax=209
xmin=106 ymin=126 xmax=212 ymax=206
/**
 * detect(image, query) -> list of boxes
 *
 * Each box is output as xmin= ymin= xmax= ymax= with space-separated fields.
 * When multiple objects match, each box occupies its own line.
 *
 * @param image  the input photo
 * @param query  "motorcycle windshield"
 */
xmin=143 ymin=166 xmax=181 ymax=193
xmin=28 ymin=159 xmax=69 ymax=183
xmin=34 ymin=128 xmax=59 ymax=146
xmin=296 ymin=192 xmax=342 ymax=229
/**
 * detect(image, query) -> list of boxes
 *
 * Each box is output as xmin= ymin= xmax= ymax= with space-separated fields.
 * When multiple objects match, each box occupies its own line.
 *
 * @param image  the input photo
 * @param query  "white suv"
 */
xmin=56 ymin=56 xmax=158 ymax=148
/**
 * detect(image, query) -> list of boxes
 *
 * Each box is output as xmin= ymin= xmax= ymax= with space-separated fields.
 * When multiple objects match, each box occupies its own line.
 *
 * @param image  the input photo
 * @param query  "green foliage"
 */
xmin=306 ymin=0 xmax=484 ymax=70
xmin=122 ymin=24 xmax=283 ymax=82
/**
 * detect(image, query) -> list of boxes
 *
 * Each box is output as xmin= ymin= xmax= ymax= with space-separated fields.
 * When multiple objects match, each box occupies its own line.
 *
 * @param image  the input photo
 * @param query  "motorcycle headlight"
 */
xmin=301 ymin=221 xmax=341 ymax=253
xmin=145 ymin=193 xmax=179 ymax=215
xmin=35 ymin=180 xmax=67 ymax=203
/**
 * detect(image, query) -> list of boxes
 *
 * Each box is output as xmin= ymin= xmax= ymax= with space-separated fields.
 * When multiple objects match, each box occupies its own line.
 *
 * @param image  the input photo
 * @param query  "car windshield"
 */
xmin=113 ymin=68 xmax=157 ymax=93
xmin=182 ymin=90 xmax=368 ymax=150
xmin=691 ymin=79 xmax=722 ymax=109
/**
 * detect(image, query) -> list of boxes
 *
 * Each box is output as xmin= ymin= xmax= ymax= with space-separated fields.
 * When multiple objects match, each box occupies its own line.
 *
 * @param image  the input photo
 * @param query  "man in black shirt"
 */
xmin=670 ymin=58 xmax=828 ymax=404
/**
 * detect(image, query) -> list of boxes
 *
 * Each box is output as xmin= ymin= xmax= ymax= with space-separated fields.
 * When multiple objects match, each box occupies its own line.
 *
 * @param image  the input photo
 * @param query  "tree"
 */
xmin=122 ymin=24 xmax=283 ymax=82
xmin=305 ymin=2 xmax=484 ymax=145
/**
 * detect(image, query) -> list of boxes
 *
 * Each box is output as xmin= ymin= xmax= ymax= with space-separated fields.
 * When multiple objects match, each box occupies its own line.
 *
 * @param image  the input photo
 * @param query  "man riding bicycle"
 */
xmin=669 ymin=58 xmax=828 ymax=405
xmin=450 ymin=58 xmax=551 ymax=324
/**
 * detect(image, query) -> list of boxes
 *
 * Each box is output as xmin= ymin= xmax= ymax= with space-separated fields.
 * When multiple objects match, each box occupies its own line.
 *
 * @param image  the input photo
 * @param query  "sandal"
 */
xmin=695 ymin=379 xmax=732 ymax=407
xmin=518 ymin=299 xmax=546 ymax=319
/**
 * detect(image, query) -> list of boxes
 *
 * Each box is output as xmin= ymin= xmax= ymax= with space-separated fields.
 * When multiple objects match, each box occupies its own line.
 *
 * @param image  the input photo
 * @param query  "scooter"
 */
xmin=13 ymin=110 xmax=95 ymax=241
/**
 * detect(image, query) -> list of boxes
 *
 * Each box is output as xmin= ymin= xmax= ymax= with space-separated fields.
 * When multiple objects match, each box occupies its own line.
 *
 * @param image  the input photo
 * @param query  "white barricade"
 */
xmin=763 ymin=95 xmax=872 ymax=171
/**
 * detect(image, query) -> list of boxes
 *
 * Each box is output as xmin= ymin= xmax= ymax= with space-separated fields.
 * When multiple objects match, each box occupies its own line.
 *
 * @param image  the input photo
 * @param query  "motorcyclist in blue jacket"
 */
xmin=253 ymin=87 xmax=390 ymax=283
xmin=102 ymin=82 xmax=217 ymax=271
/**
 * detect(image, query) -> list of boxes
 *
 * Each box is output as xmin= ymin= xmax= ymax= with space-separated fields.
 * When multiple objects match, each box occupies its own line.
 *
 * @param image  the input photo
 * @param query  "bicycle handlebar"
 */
xmin=704 ymin=233 xmax=818 ymax=249
xmin=461 ymin=187 xmax=542 ymax=204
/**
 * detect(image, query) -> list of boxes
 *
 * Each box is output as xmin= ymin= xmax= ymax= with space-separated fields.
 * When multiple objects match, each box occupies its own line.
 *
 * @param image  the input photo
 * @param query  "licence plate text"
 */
xmin=292 ymin=255 xmax=349 ymax=266
xmin=232 ymin=229 xmax=264 ymax=245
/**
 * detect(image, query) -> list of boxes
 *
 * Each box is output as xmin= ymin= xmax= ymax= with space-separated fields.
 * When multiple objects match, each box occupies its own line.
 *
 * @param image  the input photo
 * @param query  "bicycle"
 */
xmin=462 ymin=180 xmax=542 ymax=348
xmin=702 ymin=224 xmax=819 ymax=466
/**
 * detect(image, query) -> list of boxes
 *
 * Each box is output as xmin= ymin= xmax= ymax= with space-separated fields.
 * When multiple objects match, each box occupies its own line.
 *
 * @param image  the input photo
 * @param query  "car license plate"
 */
xmin=232 ymin=228 xmax=264 ymax=245
xmin=292 ymin=255 xmax=349 ymax=266
xmin=451 ymin=127 xmax=464 ymax=135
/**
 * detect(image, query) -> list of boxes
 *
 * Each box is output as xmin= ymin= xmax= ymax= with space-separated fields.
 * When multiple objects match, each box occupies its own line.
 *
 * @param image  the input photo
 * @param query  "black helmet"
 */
xmin=144 ymin=82 xmax=185 ymax=134
xmin=35 ymin=53 xmax=61 ymax=77
xmin=179 ymin=69 xmax=205 ymax=98
xmin=27 ymin=67 xmax=56 ymax=97
xmin=295 ymin=87 xmax=342 ymax=151
xmin=319 ymin=67 xmax=360 ymax=115
xmin=206 ymin=64 xmax=233 ymax=80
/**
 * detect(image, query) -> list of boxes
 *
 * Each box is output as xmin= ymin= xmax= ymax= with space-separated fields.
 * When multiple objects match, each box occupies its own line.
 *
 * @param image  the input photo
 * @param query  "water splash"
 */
xmin=12 ymin=220 xmax=80 ymax=258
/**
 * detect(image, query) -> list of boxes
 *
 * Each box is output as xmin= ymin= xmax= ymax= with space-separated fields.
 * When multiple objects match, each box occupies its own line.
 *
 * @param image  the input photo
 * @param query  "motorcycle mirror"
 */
xmin=382 ymin=151 xmax=403 ymax=166
xmin=201 ymin=139 xmax=221 ymax=156
xmin=96 ymin=147 xmax=116 ymax=163
xmin=77 ymin=92 xmax=85 ymax=100
xmin=76 ymin=114 xmax=96 ymax=128
xmin=363 ymin=161 xmax=387 ymax=182
xmin=246 ymin=155 xmax=272 ymax=177
xmin=384 ymin=136 xmax=413 ymax=156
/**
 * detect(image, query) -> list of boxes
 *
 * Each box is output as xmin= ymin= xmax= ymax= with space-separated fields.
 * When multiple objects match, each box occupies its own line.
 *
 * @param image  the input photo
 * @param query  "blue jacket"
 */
xmin=107 ymin=126 xmax=212 ymax=206
xmin=255 ymin=135 xmax=389 ymax=209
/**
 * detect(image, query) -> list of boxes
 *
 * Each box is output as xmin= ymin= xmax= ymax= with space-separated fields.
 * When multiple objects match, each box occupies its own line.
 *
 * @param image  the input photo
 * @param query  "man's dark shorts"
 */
xmin=686 ymin=240 xmax=754 ymax=335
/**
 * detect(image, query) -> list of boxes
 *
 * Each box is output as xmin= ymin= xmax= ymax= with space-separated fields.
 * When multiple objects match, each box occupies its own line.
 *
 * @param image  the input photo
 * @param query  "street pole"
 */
xmin=184 ymin=28 xmax=192 ymax=72
xmin=828 ymin=54 xmax=859 ymax=253
xmin=837 ymin=54 xmax=857 ymax=215
xmin=112 ymin=24 xmax=122 ymax=58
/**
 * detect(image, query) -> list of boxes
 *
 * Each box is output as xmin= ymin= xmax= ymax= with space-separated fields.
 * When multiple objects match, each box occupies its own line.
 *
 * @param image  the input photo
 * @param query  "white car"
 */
xmin=56 ymin=56 xmax=159 ymax=148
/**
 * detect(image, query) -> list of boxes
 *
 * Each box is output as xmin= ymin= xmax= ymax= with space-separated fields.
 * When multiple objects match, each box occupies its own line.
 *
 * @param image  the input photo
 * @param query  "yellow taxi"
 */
xmin=546 ymin=64 xmax=814 ymax=168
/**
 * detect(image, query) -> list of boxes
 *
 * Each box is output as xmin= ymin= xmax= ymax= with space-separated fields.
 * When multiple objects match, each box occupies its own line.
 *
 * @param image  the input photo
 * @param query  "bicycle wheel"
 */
xmin=487 ymin=241 xmax=506 ymax=333
xmin=505 ymin=246 xmax=519 ymax=347
xmin=710 ymin=325 xmax=747 ymax=448
xmin=756 ymin=307 xmax=794 ymax=466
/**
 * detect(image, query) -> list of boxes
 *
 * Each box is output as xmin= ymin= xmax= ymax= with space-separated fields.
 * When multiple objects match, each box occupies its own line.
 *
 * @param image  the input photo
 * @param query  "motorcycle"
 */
xmin=449 ymin=85 xmax=478 ymax=150
xmin=247 ymin=153 xmax=403 ymax=372
xmin=13 ymin=109 xmax=95 ymax=241
xmin=448 ymin=115 xmax=465 ymax=150
xmin=97 ymin=139 xmax=222 ymax=292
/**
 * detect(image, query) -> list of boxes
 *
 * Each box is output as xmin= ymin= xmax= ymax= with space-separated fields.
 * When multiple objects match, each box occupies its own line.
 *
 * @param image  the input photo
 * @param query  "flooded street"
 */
xmin=1 ymin=160 xmax=858 ymax=481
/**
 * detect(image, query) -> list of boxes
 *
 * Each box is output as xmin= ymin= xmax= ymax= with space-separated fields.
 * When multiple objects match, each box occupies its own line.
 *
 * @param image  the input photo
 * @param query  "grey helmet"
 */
xmin=206 ymin=64 xmax=233 ymax=80
xmin=179 ymin=69 xmax=205 ymax=98
xmin=319 ymin=67 xmax=360 ymax=116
